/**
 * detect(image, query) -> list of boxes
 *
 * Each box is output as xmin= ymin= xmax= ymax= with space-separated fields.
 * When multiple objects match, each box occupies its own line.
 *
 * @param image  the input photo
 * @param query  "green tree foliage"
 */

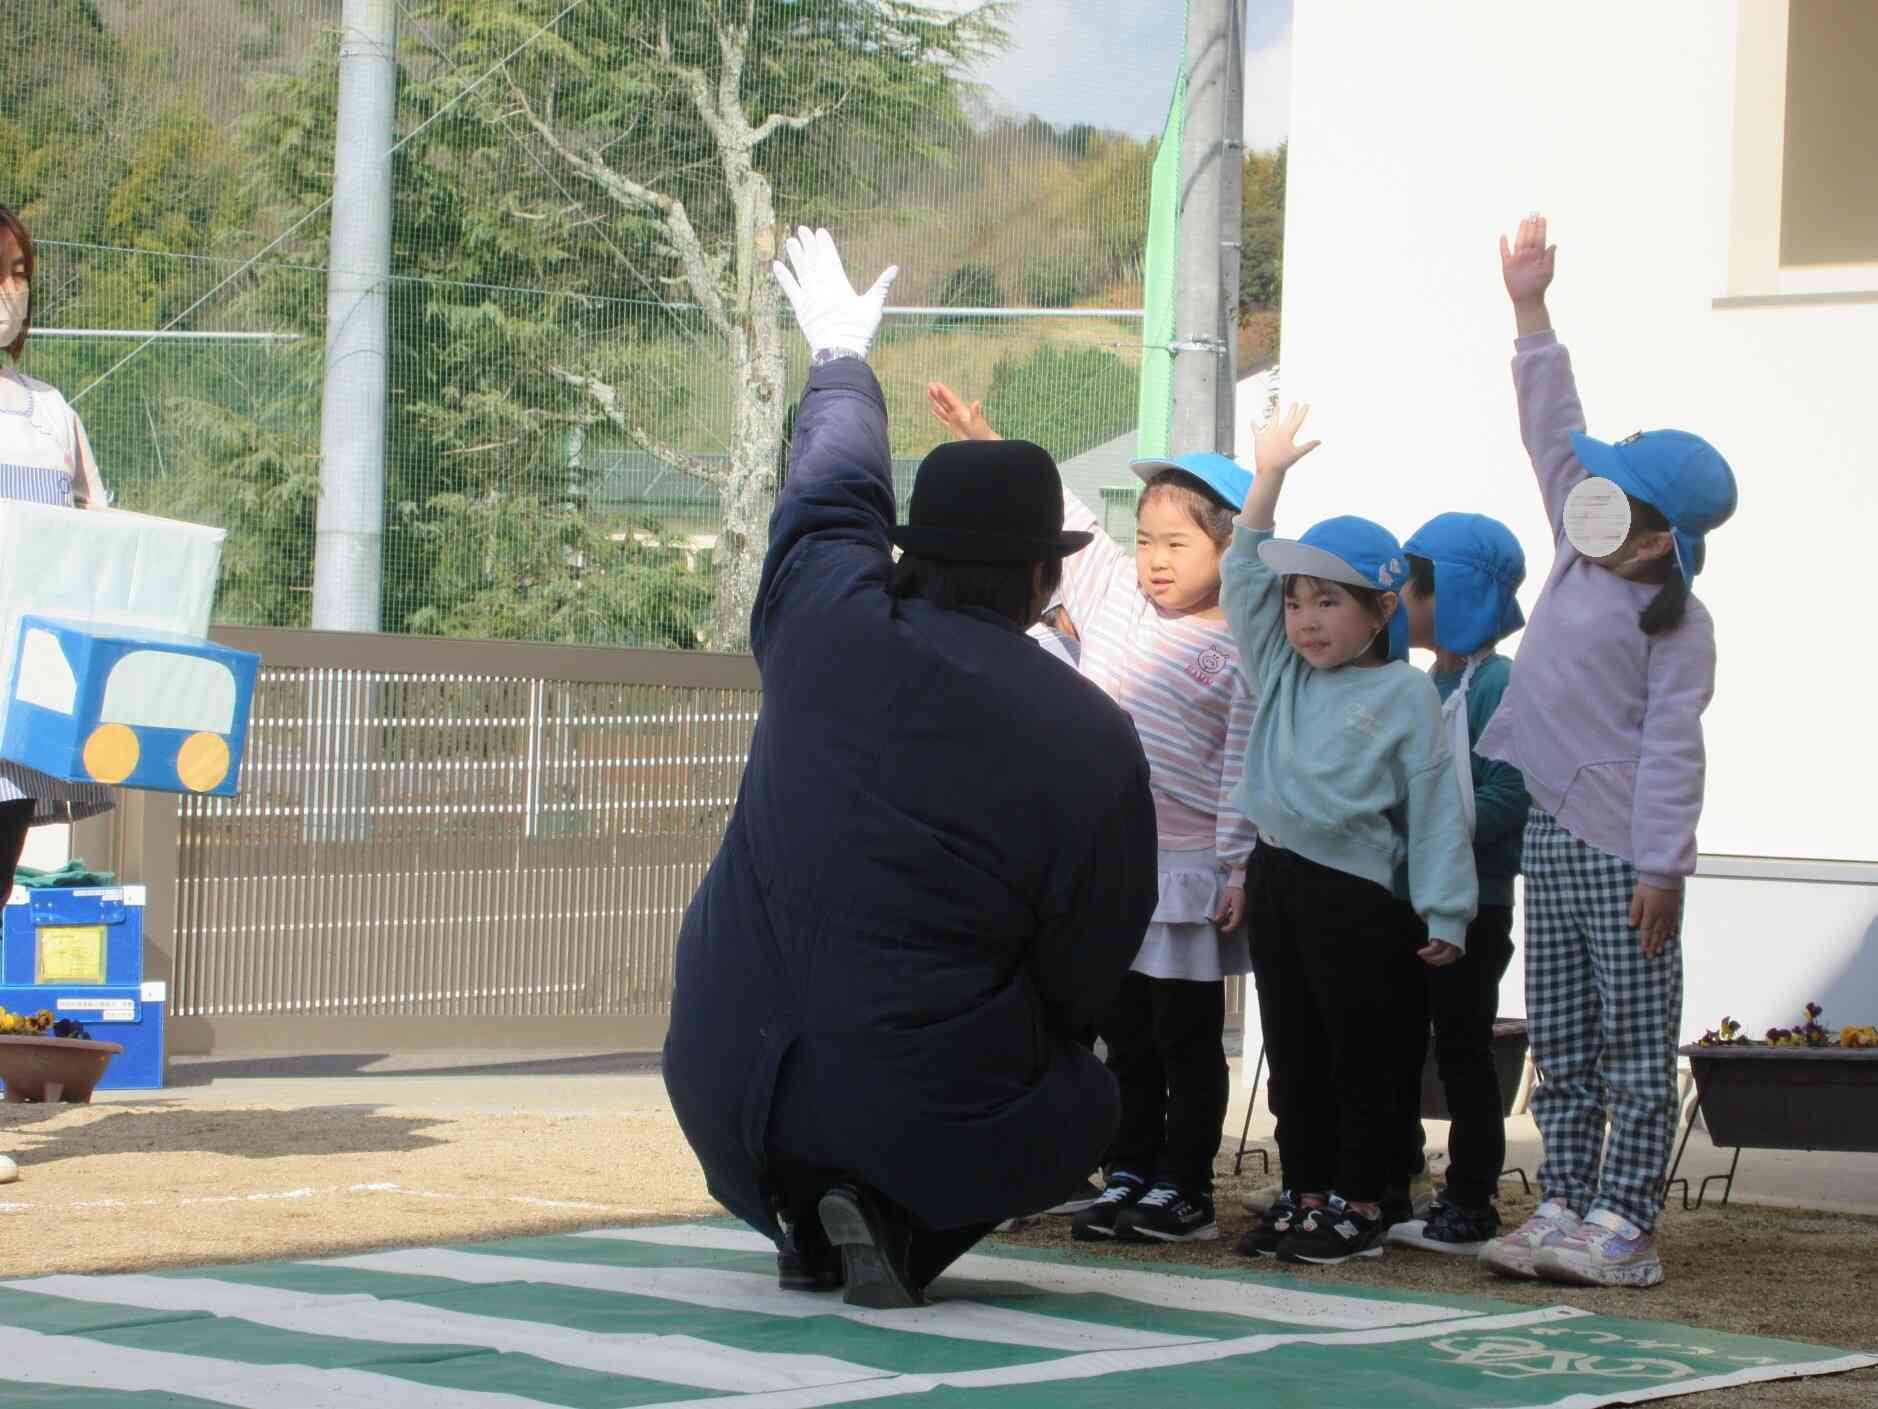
xmin=1240 ymin=141 xmax=1286 ymax=316
xmin=984 ymin=344 xmax=1135 ymax=465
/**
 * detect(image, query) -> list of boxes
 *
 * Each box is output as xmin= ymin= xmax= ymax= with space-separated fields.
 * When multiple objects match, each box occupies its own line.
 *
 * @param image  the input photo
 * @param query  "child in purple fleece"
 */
xmin=1475 ymin=215 xmax=1737 ymax=1291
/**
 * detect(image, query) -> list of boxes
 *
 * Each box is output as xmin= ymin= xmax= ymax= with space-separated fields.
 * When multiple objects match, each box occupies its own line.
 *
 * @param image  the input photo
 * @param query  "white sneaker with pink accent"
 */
xmin=1477 ymin=1199 xmax=1583 ymax=1280
xmin=1534 ymin=1208 xmax=1664 ymax=1288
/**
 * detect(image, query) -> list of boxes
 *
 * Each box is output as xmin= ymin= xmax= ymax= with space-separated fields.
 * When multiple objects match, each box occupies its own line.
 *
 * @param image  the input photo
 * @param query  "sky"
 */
xmin=964 ymin=0 xmax=1293 ymax=151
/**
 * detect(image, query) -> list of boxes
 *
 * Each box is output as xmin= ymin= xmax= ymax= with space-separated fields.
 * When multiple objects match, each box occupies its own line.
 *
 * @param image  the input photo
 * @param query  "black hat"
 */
xmin=890 ymin=439 xmax=1093 ymax=564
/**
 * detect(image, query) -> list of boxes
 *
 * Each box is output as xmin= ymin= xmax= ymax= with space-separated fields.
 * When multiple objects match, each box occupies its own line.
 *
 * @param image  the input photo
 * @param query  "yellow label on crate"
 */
xmin=36 ymin=925 xmax=108 ymax=985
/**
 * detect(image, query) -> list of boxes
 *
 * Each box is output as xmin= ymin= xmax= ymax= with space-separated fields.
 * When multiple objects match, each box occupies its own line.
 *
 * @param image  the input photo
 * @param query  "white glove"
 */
xmin=772 ymin=226 xmax=898 ymax=359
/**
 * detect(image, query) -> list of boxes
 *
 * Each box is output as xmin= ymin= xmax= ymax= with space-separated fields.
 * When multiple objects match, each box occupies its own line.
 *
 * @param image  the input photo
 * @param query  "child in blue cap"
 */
xmin=928 ymin=382 xmax=1258 ymax=1246
xmin=1220 ymin=405 xmax=1477 ymax=1266
xmin=1476 ymin=215 xmax=1737 ymax=1289
xmin=1386 ymin=512 xmax=1532 ymax=1256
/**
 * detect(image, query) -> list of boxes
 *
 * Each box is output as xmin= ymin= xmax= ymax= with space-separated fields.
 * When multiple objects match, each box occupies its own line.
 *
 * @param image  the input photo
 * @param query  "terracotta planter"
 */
xmin=0 ymin=1034 xmax=125 ymax=1104
xmin=1680 ymin=1044 xmax=1878 ymax=1153
xmin=1419 ymin=1019 xmax=1530 ymax=1120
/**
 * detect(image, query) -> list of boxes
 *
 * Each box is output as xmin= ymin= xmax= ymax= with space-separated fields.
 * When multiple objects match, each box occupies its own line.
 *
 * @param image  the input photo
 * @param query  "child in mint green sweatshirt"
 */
xmin=1221 ymin=405 xmax=1476 ymax=1267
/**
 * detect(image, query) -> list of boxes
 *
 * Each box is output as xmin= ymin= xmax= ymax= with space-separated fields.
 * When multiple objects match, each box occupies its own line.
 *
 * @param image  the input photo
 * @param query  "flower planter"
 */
xmin=1679 ymin=1044 xmax=1878 ymax=1153
xmin=1419 ymin=1018 xmax=1529 ymax=1121
xmin=0 ymin=1034 xmax=124 ymax=1103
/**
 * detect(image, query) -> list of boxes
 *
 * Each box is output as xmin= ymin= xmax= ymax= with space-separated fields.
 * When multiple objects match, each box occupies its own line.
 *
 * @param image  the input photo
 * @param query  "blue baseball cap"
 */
xmin=1404 ymin=512 xmax=1527 ymax=656
xmin=1257 ymin=515 xmax=1412 ymax=662
xmin=1568 ymin=429 xmax=1737 ymax=580
xmin=1129 ymin=452 xmax=1253 ymax=512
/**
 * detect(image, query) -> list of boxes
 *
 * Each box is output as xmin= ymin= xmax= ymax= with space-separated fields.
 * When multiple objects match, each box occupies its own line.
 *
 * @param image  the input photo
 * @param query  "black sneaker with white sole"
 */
xmin=1276 ymin=1194 xmax=1387 ymax=1265
xmin=1117 ymin=1184 xmax=1219 ymax=1242
xmin=1380 ymin=1184 xmax=1415 ymax=1232
xmin=1234 ymin=1188 xmax=1300 ymax=1258
xmin=1070 ymin=1172 xmax=1146 ymax=1241
xmin=1388 ymin=1197 xmax=1500 ymax=1255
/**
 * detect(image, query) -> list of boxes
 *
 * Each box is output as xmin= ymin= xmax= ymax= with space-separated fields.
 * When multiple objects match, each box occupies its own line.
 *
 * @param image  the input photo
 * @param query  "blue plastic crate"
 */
xmin=0 ymin=885 xmax=164 ymax=1091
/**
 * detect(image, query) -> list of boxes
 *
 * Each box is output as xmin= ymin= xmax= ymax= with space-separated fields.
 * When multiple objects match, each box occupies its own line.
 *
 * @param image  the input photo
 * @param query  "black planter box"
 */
xmin=1679 ymin=1045 xmax=1878 ymax=1153
xmin=1419 ymin=1019 xmax=1529 ymax=1120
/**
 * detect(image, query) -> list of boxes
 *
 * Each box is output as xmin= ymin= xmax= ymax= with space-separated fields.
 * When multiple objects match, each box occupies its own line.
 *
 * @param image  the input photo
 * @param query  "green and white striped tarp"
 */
xmin=0 ymin=1221 xmax=1869 ymax=1408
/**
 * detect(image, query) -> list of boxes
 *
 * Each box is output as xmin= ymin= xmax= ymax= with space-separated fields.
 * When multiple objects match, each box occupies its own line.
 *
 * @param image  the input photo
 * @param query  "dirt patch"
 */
xmin=0 ymin=1101 xmax=716 ymax=1278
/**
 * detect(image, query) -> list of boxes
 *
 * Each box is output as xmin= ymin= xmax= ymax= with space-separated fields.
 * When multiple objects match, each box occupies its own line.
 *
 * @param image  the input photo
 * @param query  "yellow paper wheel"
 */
xmin=83 ymin=723 xmax=141 ymax=784
xmin=176 ymin=732 xmax=231 ymax=793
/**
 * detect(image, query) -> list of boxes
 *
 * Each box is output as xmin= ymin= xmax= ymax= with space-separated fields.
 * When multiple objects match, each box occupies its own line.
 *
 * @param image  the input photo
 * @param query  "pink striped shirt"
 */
xmin=1058 ymin=491 xmax=1258 ymax=885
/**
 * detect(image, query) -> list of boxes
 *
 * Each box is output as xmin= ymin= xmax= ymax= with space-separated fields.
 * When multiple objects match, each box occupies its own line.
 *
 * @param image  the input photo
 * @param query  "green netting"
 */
xmin=1135 ymin=69 xmax=1184 ymax=462
xmin=3 ymin=0 xmax=1276 ymax=652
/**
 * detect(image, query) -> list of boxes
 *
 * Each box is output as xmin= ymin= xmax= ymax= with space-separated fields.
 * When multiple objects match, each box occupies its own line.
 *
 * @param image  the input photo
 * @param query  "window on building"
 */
xmin=1780 ymin=0 xmax=1878 ymax=267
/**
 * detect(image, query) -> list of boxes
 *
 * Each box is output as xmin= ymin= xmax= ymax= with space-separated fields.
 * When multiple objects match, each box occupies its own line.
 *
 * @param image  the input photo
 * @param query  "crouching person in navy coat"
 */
xmin=663 ymin=229 xmax=1159 ymax=1309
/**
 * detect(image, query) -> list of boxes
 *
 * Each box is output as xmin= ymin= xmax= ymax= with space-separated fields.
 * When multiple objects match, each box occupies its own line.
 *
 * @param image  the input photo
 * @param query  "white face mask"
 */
xmin=0 ymin=285 xmax=26 ymax=349
xmin=1563 ymin=476 xmax=1632 ymax=559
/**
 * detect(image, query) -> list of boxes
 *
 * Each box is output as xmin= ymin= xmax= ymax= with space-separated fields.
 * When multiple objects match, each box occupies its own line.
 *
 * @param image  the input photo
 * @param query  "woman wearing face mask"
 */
xmin=0 ymin=205 xmax=116 ymax=892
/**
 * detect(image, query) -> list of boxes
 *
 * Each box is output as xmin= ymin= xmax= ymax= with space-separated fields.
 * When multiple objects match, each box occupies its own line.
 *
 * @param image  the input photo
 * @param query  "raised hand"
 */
xmin=772 ymin=227 xmax=898 ymax=359
xmin=1253 ymin=402 xmax=1321 ymax=477
xmin=1500 ymin=213 xmax=1557 ymax=308
xmin=926 ymin=380 xmax=1000 ymax=440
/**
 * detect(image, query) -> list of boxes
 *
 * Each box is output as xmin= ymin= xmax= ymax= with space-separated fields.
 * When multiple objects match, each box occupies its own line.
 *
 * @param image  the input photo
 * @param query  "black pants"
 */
xmin=1248 ymin=846 xmax=1425 ymax=1204
xmin=1394 ymin=905 xmax=1516 ymax=1207
xmin=1100 ymin=971 xmax=1228 ymax=1193
xmin=0 ymin=798 xmax=36 ymax=895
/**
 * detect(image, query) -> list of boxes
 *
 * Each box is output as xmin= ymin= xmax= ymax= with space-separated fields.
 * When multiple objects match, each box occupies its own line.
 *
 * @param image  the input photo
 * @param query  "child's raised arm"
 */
xmin=1221 ymin=404 xmax=1320 ymax=682
xmin=926 ymin=381 xmax=998 ymax=442
xmin=1502 ymin=214 xmax=1590 ymax=533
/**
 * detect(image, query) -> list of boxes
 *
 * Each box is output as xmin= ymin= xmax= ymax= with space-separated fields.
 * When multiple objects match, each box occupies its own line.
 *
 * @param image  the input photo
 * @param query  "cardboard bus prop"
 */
xmin=0 ymin=504 xmax=258 ymax=796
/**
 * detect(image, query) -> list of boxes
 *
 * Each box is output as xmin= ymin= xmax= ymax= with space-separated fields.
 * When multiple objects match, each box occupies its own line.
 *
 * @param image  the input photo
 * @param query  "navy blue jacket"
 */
xmin=662 ymin=357 xmax=1158 ymax=1236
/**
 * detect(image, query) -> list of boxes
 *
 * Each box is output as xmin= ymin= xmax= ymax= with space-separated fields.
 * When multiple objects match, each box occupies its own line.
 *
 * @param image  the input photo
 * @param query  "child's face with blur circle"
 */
xmin=1284 ymin=575 xmax=1396 ymax=669
xmin=1136 ymin=494 xmax=1225 ymax=613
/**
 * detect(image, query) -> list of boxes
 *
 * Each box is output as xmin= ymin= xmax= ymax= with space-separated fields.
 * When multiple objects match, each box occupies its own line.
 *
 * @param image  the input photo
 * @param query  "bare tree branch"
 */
xmin=510 ymin=83 xmax=733 ymax=339
xmin=551 ymin=366 xmax=727 ymax=487
xmin=750 ymin=107 xmax=828 ymax=146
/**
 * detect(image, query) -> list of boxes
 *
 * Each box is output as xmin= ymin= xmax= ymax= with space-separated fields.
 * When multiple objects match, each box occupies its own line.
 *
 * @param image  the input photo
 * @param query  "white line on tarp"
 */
xmin=584 ymin=1222 xmax=1475 ymax=1331
xmin=316 ymin=1248 xmax=1205 ymax=1354
xmin=608 ymin=1308 xmax=1595 ymax=1409
xmin=4 ymin=1273 xmax=894 ymax=1394
xmin=0 ymin=1323 xmax=561 ymax=1409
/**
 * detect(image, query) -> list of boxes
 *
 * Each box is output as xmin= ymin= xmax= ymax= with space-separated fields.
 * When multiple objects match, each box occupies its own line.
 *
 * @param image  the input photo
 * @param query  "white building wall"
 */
xmin=1267 ymin=0 xmax=1877 ymax=1043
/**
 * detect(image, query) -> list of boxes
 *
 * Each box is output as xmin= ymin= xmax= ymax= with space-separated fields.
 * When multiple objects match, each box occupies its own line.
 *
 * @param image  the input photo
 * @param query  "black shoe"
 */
xmin=1044 ymin=1176 xmax=1105 ymax=1216
xmin=1387 ymin=1197 xmax=1500 ymax=1255
xmin=817 ymin=1184 xmax=924 ymax=1309
xmin=1234 ymin=1188 xmax=1300 ymax=1258
xmin=1277 ymin=1195 xmax=1387 ymax=1265
xmin=1116 ymin=1184 xmax=1219 ymax=1243
xmin=1381 ymin=1184 xmax=1415 ymax=1232
xmin=1071 ymin=1171 xmax=1146 ymax=1241
xmin=776 ymin=1208 xmax=843 ymax=1291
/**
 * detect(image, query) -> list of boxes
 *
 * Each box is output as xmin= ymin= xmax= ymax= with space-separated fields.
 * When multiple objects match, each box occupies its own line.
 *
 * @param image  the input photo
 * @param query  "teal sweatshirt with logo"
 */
xmin=1220 ymin=525 xmax=1478 ymax=948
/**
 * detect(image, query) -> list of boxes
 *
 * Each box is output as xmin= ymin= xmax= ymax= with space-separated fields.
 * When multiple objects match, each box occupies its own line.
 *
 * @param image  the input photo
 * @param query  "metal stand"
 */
xmin=1232 ymin=1046 xmax=1271 ymax=1177
xmin=1664 ymin=1098 xmax=1743 ymax=1210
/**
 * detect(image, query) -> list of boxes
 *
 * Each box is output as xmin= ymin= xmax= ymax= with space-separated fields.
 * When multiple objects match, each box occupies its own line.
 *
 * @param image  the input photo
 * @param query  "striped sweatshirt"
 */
xmin=1057 ymin=490 xmax=1257 ymax=886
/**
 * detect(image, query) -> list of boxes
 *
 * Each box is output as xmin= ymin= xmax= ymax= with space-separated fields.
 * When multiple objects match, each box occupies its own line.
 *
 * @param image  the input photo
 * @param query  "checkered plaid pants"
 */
xmin=1523 ymin=809 xmax=1683 ymax=1231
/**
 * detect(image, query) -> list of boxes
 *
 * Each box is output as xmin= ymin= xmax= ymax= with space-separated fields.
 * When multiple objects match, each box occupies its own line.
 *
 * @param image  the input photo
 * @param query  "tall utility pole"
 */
xmin=1170 ymin=0 xmax=1246 ymax=458
xmin=312 ymin=0 xmax=397 ymax=633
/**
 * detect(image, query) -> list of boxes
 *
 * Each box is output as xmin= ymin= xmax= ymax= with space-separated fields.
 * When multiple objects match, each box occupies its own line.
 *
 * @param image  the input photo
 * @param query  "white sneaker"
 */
xmin=1534 ymin=1209 xmax=1664 ymax=1288
xmin=1478 ymin=1199 xmax=1582 ymax=1280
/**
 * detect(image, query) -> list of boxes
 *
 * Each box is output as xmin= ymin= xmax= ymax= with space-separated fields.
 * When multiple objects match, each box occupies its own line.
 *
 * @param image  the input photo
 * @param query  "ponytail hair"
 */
xmin=1628 ymin=497 xmax=1689 ymax=635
